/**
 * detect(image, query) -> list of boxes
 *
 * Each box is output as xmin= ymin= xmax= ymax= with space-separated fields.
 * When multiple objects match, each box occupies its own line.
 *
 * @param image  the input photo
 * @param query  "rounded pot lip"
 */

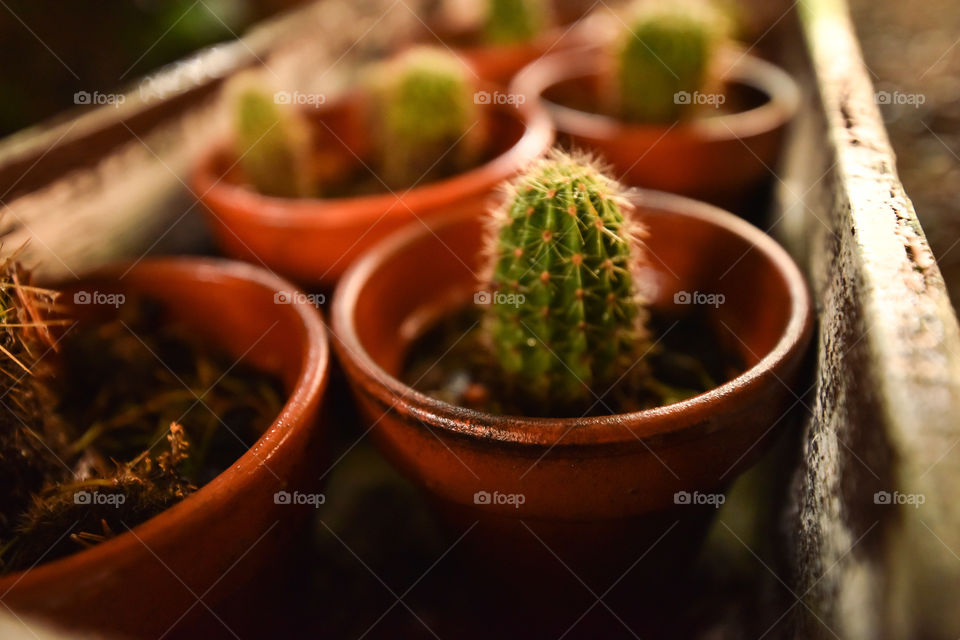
xmin=191 ymin=96 xmax=554 ymax=226
xmin=332 ymin=189 xmax=813 ymax=448
xmin=452 ymin=21 xmax=586 ymax=59
xmin=0 ymin=256 xmax=329 ymax=589
xmin=511 ymin=45 xmax=800 ymax=144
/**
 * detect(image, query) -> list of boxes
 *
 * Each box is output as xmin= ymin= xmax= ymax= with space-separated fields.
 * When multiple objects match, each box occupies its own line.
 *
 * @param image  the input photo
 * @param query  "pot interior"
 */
xmin=541 ymin=69 xmax=770 ymax=125
xmin=58 ymin=262 xmax=309 ymax=405
xmin=352 ymin=198 xmax=794 ymax=388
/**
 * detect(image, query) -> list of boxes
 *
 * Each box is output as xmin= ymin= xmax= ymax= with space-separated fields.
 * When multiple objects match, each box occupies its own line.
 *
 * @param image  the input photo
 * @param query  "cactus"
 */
xmin=614 ymin=1 xmax=724 ymax=123
xmin=481 ymin=150 xmax=648 ymax=410
xmin=368 ymin=47 xmax=482 ymax=189
xmin=483 ymin=0 xmax=546 ymax=45
xmin=231 ymin=80 xmax=314 ymax=198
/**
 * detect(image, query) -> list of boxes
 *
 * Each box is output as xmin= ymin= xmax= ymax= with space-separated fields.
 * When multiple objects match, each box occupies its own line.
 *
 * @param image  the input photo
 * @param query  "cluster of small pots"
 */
xmin=0 ymin=7 xmax=811 ymax=638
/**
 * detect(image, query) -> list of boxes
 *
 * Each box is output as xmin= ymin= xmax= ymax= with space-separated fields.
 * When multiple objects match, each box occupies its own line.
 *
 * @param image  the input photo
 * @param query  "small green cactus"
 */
xmin=482 ymin=150 xmax=648 ymax=410
xmin=368 ymin=47 xmax=482 ymax=189
xmin=483 ymin=0 xmax=546 ymax=45
xmin=614 ymin=1 xmax=724 ymax=123
xmin=231 ymin=80 xmax=314 ymax=198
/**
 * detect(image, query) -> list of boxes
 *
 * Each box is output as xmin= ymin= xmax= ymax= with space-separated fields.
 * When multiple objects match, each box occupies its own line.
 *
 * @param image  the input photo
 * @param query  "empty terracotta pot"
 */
xmin=511 ymin=46 xmax=800 ymax=210
xmin=331 ymin=189 xmax=812 ymax=584
xmin=193 ymin=94 xmax=553 ymax=286
xmin=0 ymin=258 xmax=330 ymax=639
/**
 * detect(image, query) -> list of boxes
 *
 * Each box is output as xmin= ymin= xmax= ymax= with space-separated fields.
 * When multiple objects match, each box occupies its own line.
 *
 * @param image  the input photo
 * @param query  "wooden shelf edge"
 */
xmin=781 ymin=0 xmax=960 ymax=637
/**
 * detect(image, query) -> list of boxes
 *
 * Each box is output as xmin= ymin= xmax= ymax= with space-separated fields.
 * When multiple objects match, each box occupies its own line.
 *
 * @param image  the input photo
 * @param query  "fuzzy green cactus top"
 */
xmin=483 ymin=0 xmax=546 ymax=45
xmin=482 ymin=151 xmax=648 ymax=410
xmin=615 ymin=1 xmax=724 ymax=123
xmin=368 ymin=47 xmax=481 ymax=189
xmin=231 ymin=81 xmax=313 ymax=198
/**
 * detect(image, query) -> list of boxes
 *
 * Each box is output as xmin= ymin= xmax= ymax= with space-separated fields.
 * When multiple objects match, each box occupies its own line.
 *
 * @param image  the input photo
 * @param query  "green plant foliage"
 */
xmin=482 ymin=150 xmax=649 ymax=409
xmin=232 ymin=80 xmax=314 ymax=197
xmin=368 ymin=47 xmax=481 ymax=189
xmin=615 ymin=1 xmax=724 ymax=123
xmin=483 ymin=0 xmax=546 ymax=44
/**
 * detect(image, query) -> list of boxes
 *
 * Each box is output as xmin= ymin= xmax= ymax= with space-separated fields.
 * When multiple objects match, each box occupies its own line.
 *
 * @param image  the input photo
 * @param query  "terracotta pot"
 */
xmin=411 ymin=3 xmax=595 ymax=86
xmin=0 ymin=258 xmax=330 ymax=639
xmin=331 ymin=190 xmax=812 ymax=587
xmin=511 ymin=46 xmax=800 ymax=211
xmin=452 ymin=24 xmax=590 ymax=86
xmin=193 ymin=95 xmax=554 ymax=286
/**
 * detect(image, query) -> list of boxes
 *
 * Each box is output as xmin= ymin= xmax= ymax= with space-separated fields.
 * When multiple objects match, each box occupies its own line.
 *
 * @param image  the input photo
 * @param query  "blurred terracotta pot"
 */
xmin=452 ymin=24 xmax=590 ymax=86
xmin=193 ymin=94 xmax=553 ymax=286
xmin=331 ymin=189 xmax=812 ymax=582
xmin=415 ymin=3 xmax=595 ymax=86
xmin=511 ymin=46 xmax=799 ymax=210
xmin=0 ymin=258 xmax=330 ymax=639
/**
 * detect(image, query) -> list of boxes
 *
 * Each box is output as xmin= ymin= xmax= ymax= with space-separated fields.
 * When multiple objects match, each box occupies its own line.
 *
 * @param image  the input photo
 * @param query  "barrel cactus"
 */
xmin=231 ymin=79 xmax=314 ymax=198
xmin=481 ymin=150 xmax=648 ymax=410
xmin=483 ymin=0 xmax=546 ymax=45
xmin=614 ymin=1 xmax=725 ymax=123
xmin=368 ymin=47 xmax=482 ymax=189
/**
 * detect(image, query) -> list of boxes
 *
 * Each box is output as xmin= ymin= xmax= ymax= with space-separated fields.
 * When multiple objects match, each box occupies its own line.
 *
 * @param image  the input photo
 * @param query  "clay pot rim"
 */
xmin=0 ymin=257 xmax=329 ymax=589
xmin=511 ymin=45 xmax=800 ymax=143
xmin=432 ymin=3 xmax=594 ymax=54
xmin=451 ymin=20 xmax=587 ymax=61
xmin=332 ymin=189 xmax=812 ymax=447
xmin=191 ymin=97 xmax=554 ymax=226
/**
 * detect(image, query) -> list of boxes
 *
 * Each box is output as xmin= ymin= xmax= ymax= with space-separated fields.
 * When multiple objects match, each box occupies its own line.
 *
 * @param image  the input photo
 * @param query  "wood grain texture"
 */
xmin=779 ymin=0 xmax=960 ymax=637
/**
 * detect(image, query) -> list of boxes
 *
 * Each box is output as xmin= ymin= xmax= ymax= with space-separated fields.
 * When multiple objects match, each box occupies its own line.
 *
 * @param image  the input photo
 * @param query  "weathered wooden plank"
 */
xmin=779 ymin=0 xmax=960 ymax=637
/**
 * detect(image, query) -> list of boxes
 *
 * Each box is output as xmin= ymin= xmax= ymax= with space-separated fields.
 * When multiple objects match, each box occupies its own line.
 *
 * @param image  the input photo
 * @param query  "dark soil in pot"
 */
xmin=0 ymin=294 xmax=284 ymax=574
xmin=403 ymin=305 xmax=746 ymax=417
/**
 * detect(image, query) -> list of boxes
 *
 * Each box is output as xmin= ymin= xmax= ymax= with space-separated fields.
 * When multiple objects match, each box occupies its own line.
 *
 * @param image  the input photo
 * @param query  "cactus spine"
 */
xmin=482 ymin=151 xmax=648 ymax=410
xmin=231 ymin=80 xmax=314 ymax=197
xmin=369 ymin=47 xmax=482 ymax=189
xmin=483 ymin=0 xmax=546 ymax=45
xmin=615 ymin=1 xmax=723 ymax=123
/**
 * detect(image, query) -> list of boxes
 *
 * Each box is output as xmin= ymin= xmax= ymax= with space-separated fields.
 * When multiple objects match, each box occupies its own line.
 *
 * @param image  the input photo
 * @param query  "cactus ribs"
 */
xmin=402 ymin=151 xmax=744 ymax=417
